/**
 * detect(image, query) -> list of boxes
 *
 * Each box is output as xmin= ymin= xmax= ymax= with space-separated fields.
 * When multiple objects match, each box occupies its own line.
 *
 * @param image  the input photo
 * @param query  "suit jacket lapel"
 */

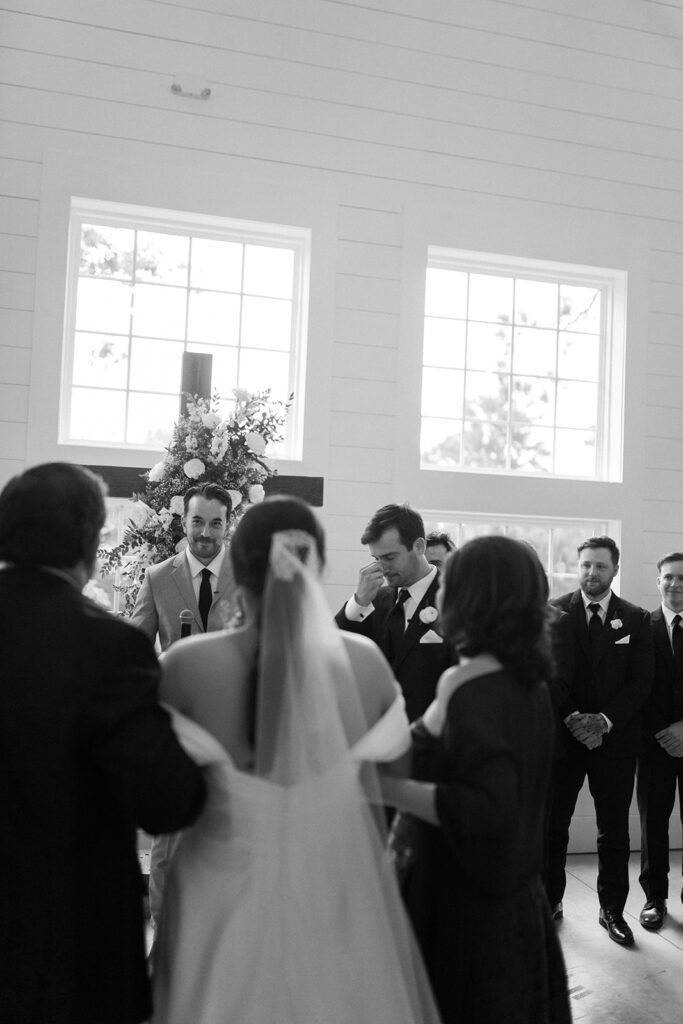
xmin=393 ymin=577 xmax=441 ymax=672
xmin=570 ymin=590 xmax=591 ymax=662
xmin=171 ymin=554 xmax=202 ymax=628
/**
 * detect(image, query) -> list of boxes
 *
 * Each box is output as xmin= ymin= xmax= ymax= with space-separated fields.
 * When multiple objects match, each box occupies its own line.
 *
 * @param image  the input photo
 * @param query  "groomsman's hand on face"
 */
xmin=656 ymin=720 xmax=683 ymax=757
xmin=355 ymin=561 xmax=386 ymax=606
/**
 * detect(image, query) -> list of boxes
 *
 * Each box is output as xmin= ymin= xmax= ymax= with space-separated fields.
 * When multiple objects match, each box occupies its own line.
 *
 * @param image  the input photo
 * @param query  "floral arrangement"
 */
xmin=98 ymin=388 xmax=288 ymax=614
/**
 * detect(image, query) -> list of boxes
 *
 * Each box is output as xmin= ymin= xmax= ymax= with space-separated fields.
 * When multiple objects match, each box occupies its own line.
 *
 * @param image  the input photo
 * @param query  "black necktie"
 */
xmin=387 ymin=588 xmax=410 ymax=660
xmin=588 ymin=603 xmax=602 ymax=652
xmin=198 ymin=568 xmax=213 ymax=631
xmin=672 ymin=614 xmax=683 ymax=665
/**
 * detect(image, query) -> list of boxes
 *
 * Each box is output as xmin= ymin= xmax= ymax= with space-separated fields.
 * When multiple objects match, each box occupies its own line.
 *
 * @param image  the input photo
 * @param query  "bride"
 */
xmin=151 ymin=495 xmax=440 ymax=1024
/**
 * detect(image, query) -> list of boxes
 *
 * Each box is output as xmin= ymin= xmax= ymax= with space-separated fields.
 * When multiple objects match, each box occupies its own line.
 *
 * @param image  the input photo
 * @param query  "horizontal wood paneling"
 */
xmin=0 ymin=347 xmax=32 ymax=385
xmin=0 ymin=309 xmax=33 ymax=349
xmin=0 ymin=384 xmax=29 ymax=423
xmin=332 ymin=342 xmax=397 ymax=382
xmin=327 ymin=444 xmax=393 ymax=482
xmin=328 ymin=409 xmax=395 ymax=449
xmin=331 ymin=377 xmax=396 ymax=415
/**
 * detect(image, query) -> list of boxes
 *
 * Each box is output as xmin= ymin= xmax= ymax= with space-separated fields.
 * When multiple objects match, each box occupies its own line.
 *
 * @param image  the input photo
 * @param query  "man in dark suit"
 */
xmin=0 ymin=463 xmax=206 ymax=1024
xmin=545 ymin=536 xmax=653 ymax=947
xmin=335 ymin=503 xmax=455 ymax=721
xmin=636 ymin=552 xmax=683 ymax=931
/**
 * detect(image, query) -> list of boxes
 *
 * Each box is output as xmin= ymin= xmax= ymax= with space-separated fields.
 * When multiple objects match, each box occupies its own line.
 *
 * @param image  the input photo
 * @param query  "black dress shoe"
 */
xmin=640 ymin=898 xmax=667 ymax=930
xmin=599 ymin=908 xmax=634 ymax=946
xmin=551 ymin=901 xmax=563 ymax=921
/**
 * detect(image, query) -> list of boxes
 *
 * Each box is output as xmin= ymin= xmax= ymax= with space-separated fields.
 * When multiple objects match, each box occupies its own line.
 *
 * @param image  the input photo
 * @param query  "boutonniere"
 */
xmin=419 ymin=606 xmax=438 ymax=625
xmin=610 ymin=618 xmax=623 ymax=630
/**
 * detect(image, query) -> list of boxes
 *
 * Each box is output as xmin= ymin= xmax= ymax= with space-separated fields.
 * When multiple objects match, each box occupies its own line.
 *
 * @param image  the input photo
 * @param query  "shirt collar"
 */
xmin=185 ymin=545 xmax=225 ymax=579
xmin=403 ymin=565 xmax=437 ymax=606
xmin=661 ymin=603 xmax=682 ymax=629
xmin=581 ymin=590 xmax=611 ymax=615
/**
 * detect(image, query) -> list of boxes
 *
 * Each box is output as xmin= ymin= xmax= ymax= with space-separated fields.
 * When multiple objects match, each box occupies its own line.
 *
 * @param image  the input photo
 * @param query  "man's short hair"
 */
xmin=426 ymin=531 xmax=455 ymax=552
xmin=657 ymin=552 xmax=683 ymax=571
xmin=0 ymin=462 xmax=106 ymax=568
xmin=183 ymin=482 xmax=233 ymax=516
xmin=360 ymin=504 xmax=425 ymax=549
xmin=577 ymin=535 xmax=620 ymax=566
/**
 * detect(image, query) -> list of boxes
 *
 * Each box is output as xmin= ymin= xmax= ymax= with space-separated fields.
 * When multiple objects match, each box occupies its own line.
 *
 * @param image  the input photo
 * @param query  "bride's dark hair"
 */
xmin=230 ymin=495 xmax=326 ymax=597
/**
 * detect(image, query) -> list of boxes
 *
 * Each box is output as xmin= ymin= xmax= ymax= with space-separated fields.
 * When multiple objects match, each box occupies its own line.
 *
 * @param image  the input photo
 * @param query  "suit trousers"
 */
xmin=545 ymin=745 xmax=636 ymax=913
xmin=637 ymin=751 xmax=683 ymax=901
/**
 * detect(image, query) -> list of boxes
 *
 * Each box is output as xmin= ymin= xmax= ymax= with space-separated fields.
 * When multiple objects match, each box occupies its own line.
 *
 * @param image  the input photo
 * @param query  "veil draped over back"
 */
xmin=153 ymin=530 xmax=441 ymax=1024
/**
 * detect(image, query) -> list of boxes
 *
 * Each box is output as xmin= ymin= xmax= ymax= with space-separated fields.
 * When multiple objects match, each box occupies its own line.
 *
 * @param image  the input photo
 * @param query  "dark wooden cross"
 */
xmin=87 ymin=351 xmax=323 ymax=505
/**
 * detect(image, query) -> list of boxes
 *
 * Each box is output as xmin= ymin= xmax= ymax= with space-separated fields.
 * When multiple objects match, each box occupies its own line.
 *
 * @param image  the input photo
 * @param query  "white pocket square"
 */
xmin=615 ymin=635 xmax=630 ymax=645
xmin=420 ymin=629 xmax=443 ymax=644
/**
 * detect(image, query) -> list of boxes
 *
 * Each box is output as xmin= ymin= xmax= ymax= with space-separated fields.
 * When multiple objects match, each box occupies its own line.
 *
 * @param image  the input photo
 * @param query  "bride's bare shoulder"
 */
xmin=339 ymin=632 xmax=398 ymax=709
xmin=160 ymin=625 xmax=257 ymax=703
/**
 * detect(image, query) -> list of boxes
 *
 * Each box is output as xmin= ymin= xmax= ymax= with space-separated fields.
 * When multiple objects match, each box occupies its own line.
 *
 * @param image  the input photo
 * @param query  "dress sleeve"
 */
xmin=433 ymin=681 xmax=520 ymax=849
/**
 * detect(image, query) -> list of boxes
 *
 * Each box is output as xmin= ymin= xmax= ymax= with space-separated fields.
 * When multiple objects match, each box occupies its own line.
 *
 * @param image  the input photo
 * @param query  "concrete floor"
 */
xmin=560 ymin=853 xmax=683 ymax=1024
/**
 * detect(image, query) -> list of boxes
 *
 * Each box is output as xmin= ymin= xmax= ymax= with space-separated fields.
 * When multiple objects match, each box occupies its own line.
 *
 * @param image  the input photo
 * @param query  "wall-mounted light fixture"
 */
xmin=170 ymin=74 xmax=212 ymax=100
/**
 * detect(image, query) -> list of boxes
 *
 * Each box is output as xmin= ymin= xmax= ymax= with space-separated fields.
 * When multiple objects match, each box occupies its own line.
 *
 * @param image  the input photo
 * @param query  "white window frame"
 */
xmin=423 ymin=510 xmax=620 ymax=599
xmin=422 ymin=248 xmax=627 ymax=482
xmin=60 ymin=198 xmax=311 ymax=459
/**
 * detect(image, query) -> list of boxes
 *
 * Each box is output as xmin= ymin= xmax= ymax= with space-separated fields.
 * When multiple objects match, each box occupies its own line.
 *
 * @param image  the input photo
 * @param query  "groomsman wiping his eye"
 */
xmin=544 ymin=536 xmax=653 ymax=947
xmin=335 ymin=503 xmax=456 ymax=722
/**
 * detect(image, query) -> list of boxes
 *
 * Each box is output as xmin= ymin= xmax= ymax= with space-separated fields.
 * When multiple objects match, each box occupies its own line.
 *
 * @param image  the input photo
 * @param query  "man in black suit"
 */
xmin=545 ymin=536 xmax=653 ymax=947
xmin=0 ymin=463 xmax=207 ymax=1024
xmin=335 ymin=503 xmax=454 ymax=721
xmin=636 ymin=552 xmax=683 ymax=931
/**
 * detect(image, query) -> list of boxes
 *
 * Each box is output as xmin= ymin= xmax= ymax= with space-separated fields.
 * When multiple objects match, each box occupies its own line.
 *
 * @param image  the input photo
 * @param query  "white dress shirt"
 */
xmin=185 ymin=546 xmax=225 ymax=602
xmin=344 ymin=566 xmax=438 ymax=629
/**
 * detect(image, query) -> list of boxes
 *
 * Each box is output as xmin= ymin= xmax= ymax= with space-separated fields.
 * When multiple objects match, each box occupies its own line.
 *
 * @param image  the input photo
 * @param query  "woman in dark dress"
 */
xmin=382 ymin=535 xmax=571 ymax=1024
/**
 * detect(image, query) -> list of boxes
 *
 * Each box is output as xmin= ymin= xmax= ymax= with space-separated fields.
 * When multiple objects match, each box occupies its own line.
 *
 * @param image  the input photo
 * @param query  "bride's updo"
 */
xmin=230 ymin=495 xmax=326 ymax=598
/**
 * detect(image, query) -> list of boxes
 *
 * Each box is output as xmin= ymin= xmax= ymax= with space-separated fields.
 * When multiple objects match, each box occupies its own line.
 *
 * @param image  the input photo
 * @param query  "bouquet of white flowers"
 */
xmin=99 ymin=388 xmax=288 ymax=614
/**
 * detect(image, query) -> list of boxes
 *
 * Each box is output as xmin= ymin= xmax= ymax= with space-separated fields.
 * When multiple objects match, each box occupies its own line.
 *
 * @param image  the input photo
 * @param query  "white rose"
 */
xmin=228 ymin=489 xmax=242 ymax=509
xmin=202 ymin=411 xmax=222 ymax=429
xmin=419 ymin=606 xmax=438 ymax=624
xmin=169 ymin=495 xmax=184 ymax=516
xmin=183 ymin=458 xmax=205 ymax=479
xmin=148 ymin=460 xmax=165 ymax=483
xmin=248 ymin=483 xmax=265 ymax=503
xmin=245 ymin=431 xmax=267 ymax=456
xmin=233 ymin=387 xmax=250 ymax=403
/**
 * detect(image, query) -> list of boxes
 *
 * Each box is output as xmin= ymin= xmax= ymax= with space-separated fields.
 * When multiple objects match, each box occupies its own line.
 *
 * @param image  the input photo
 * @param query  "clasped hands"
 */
xmin=565 ymin=712 xmax=607 ymax=750
xmin=655 ymin=720 xmax=683 ymax=758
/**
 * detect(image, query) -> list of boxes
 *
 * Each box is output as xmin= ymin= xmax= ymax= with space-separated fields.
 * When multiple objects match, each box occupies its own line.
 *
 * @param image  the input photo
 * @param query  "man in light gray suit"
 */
xmin=130 ymin=482 xmax=235 ymax=649
xmin=130 ymin=481 xmax=235 ymax=947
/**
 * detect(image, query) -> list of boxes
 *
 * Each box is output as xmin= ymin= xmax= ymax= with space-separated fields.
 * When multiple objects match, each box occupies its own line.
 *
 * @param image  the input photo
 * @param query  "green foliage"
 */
xmin=98 ymin=388 xmax=289 ymax=615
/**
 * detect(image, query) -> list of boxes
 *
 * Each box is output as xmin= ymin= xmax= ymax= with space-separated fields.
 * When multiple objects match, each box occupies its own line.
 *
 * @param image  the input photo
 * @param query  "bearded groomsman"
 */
xmin=636 ymin=552 xmax=683 ymax=930
xmin=335 ymin=503 xmax=455 ymax=722
xmin=545 ymin=536 xmax=653 ymax=947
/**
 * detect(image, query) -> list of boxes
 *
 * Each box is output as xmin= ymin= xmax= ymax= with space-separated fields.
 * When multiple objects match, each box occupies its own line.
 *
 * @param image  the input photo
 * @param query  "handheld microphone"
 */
xmin=179 ymin=609 xmax=193 ymax=639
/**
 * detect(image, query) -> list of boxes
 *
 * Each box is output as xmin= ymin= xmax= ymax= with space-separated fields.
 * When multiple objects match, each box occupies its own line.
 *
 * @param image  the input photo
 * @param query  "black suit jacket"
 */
xmin=551 ymin=589 xmax=653 ymax=757
xmin=335 ymin=576 xmax=455 ymax=720
xmin=641 ymin=607 xmax=683 ymax=755
xmin=0 ymin=567 xmax=206 ymax=1024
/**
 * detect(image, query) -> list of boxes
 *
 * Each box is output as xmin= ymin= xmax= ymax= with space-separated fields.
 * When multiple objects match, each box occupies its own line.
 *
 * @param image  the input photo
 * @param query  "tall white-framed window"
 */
xmin=421 ymin=249 xmax=626 ymax=481
xmin=61 ymin=199 xmax=310 ymax=458
xmin=424 ymin=511 xmax=618 ymax=599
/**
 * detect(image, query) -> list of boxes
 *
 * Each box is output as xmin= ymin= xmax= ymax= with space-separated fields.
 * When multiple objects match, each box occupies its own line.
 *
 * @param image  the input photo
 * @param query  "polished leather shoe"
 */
xmin=599 ymin=908 xmax=634 ymax=946
xmin=640 ymin=898 xmax=667 ymax=930
xmin=551 ymin=901 xmax=563 ymax=921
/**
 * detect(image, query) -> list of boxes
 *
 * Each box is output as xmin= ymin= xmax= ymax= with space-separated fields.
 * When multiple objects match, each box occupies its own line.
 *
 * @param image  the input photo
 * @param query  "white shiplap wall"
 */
xmin=2 ymin=0 xmax=683 ymax=850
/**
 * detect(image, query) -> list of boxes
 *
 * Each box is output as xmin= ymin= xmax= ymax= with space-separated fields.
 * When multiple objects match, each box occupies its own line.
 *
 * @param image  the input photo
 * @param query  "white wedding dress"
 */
xmin=152 ymin=530 xmax=440 ymax=1024
xmin=153 ymin=699 xmax=439 ymax=1024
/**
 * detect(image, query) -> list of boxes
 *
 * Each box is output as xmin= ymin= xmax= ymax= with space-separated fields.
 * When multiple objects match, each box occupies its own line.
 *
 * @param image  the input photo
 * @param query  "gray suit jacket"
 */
xmin=130 ymin=550 xmax=235 ymax=651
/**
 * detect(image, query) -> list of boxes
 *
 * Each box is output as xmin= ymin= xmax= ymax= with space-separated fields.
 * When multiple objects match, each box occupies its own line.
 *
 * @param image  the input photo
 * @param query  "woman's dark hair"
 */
xmin=230 ymin=495 xmax=325 ymax=597
xmin=439 ymin=535 xmax=554 ymax=687
xmin=0 ymin=462 xmax=106 ymax=569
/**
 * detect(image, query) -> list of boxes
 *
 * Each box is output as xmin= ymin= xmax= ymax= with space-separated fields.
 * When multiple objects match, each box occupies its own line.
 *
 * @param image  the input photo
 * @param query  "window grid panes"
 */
xmin=62 ymin=203 xmax=309 ymax=454
xmin=421 ymin=251 xmax=624 ymax=481
xmin=424 ymin=513 xmax=614 ymax=599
